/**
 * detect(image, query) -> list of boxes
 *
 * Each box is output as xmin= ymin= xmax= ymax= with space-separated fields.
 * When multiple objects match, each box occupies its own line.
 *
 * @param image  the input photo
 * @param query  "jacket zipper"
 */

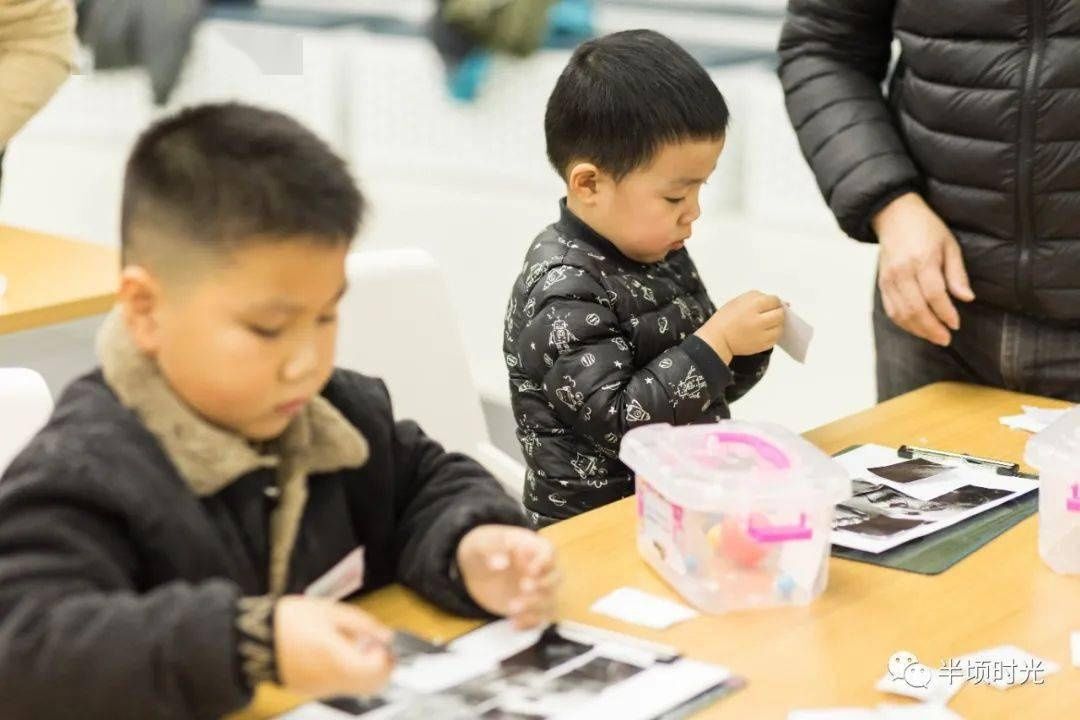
xmin=1016 ymin=0 xmax=1045 ymax=311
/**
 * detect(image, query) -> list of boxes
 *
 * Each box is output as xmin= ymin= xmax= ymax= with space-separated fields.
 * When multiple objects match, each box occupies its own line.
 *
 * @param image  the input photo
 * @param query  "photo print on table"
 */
xmin=867 ymin=458 xmax=951 ymax=484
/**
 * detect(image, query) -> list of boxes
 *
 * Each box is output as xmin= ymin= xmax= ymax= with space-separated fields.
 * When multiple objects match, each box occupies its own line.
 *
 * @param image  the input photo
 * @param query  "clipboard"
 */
xmin=829 ymin=445 xmax=1039 ymax=575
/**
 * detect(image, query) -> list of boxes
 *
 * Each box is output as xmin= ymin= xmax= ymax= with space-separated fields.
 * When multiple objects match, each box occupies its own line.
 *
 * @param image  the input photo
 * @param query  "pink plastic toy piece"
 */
xmin=1068 ymin=484 xmax=1080 ymax=513
xmin=706 ymin=432 xmax=791 ymax=470
xmin=710 ymin=517 xmax=769 ymax=568
xmin=747 ymin=513 xmax=813 ymax=543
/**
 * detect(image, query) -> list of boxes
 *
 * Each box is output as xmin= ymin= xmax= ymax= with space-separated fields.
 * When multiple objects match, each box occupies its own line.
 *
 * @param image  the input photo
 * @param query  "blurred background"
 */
xmin=0 ymin=0 xmax=878 ymax=462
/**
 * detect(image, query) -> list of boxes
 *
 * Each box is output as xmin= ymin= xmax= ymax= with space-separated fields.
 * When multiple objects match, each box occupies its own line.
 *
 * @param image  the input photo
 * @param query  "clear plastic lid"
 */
xmin=1025 ymin=405 xmax=1080 ymax=471
xmin=619 ymin=421 xmax=850 ymax=512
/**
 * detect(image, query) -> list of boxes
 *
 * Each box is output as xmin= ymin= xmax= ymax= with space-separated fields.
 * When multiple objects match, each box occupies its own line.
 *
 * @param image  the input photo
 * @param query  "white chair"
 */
xmin=0 ymin=368 xmax=53 ymax=475
xmin=336 ymin=249 xmax=525 ymax=499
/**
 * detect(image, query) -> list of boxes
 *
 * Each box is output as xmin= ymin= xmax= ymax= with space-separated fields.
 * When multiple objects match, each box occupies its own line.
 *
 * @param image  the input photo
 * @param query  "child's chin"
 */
xmin=242 ymin=417 xmax=291 ymax=441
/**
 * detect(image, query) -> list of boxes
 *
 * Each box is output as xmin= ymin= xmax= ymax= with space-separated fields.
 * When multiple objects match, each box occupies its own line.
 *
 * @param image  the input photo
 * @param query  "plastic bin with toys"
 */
xmin=620 ymin=421 xmax=850 ymax=613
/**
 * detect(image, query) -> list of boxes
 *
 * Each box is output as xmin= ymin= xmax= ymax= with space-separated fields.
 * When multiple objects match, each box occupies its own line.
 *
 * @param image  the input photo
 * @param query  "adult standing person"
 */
xmin=0 ymin=0 xmax=76 ymax=187
xmin=778 ymin=1 xmax=1080 ymax=401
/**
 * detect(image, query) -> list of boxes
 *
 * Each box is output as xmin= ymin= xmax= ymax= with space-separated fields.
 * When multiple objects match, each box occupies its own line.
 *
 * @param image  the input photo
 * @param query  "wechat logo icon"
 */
xmin=888 ymin=650 xmax=932 ymax=688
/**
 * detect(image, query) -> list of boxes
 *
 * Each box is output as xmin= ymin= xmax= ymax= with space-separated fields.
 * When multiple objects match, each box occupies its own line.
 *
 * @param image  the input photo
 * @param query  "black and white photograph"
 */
xmin=846 ymin=487 xmax=961 ymax=523
xmin=851 ymin=478 xmax=884 ymax=496
xmin=479 ymin=711 xmax=544 ymax=720
xmin=932 ymin=485 xmax=1012 ymax=509
xmin=483 ymin=657 xmax=645 ymax=718
xmin=867 ymin=458 xmax=952 ymax=484
xmin=391 ymin=631 xmax=447 ymax=666
xmin=833 ymin=507 xmax=928 ymax=538
xmin=445 ymin=666 xmax=547 ymax=708
xmin=501 ymin=627 xmax=593 ymax=672
xmin=834 ymin=481 xmax=1017 ymax=540
xmin=318 ymin=696 xmax=388 ymax=717
xmin=343 ymin=628 xmax=644 ymax=720
xmin=833 ymin=503 xmax=871 ymax=529
xmin=443 ymin=627 xmax=595 ymax=707
xmin=555 ymin=656 xmax=644 ymax=686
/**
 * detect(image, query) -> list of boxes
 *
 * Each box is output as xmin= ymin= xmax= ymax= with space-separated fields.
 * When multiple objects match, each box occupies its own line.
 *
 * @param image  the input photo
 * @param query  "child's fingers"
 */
xmin=329 ymin=636 xmax=395 ymax=696
xmin=329 ymin=603 xmax=393 ymax=645
xmin=509 ymin=581 xmax=559 ymax=616
xmin=511 ymin=535 xmax=556 ymax=577
xmin=519 ymin=565 xmax=561 ymax=594
xmin=510 ymin=598 xmax=558 ymax=629
xmin=759 ymin=306 xmax=785 ymax=329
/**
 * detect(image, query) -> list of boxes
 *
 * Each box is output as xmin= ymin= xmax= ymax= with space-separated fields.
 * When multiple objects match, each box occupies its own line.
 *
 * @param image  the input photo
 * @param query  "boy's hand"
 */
xmin=275 ymin=596 xmax=395 ymax=698
xmin=696 ymin=291 xmax=785 ymax=362
xmin=457 ymin=525 xmax=560 ymax=629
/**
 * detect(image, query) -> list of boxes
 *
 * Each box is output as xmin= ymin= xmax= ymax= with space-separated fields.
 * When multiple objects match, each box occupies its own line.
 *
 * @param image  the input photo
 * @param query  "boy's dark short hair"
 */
xmin=121 ymin=102 xmax=363 ymax=266
xmin=545 ymin=29 xmax=729 ymax=180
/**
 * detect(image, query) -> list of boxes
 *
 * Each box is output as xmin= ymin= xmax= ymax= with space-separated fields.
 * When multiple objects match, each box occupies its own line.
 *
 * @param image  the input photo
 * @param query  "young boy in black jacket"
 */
xmin=0 ymin=103 xmax=559 ymax=720
xmin=504 ymin=30 xmax=785 ymax=526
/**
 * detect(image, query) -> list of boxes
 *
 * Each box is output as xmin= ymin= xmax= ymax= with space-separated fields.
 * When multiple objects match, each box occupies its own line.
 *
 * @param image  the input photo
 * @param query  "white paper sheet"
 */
xmin=1000 ymin=405 xmax=1071 ymax=433
xmin=873 ymin=467 xmax=971 ymax=503
xmin=590 ymin=587 xmax=699 ymax=630
xmin=283 ymin=621 xmax=735 ymax=720
xmin=779 ymin=304 xmax=814 ymax=363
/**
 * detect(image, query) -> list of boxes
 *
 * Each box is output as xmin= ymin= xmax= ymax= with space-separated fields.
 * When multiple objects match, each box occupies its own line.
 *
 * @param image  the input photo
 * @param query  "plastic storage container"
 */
xmin=1024 ymin=407 xmax=1080 ymax=574
xmin=620 ymin=421 xmax=850 ymax=613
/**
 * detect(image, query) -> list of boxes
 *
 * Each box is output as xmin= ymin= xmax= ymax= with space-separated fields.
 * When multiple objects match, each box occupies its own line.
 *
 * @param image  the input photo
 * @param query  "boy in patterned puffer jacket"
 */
xmin=504 ymin=29 xmax=785 ymax=526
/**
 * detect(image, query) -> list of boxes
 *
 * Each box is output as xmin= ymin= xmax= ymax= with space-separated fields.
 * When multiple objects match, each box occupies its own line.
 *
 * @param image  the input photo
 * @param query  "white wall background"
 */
xmin=0 ymin=2 xmax=879 ymax=445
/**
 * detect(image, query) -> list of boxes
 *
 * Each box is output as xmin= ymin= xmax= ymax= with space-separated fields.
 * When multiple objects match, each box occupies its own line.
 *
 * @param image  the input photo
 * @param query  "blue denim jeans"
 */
xmin=874 ymin=287 xmax=1080 ymax=402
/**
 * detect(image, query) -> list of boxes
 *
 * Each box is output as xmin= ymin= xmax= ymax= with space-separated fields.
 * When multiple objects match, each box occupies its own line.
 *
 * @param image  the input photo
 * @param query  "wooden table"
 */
xmin=0 ymin=225 xmax=117 ymax=335
xmin=235 ymin=382 xmax=1080 ymax=719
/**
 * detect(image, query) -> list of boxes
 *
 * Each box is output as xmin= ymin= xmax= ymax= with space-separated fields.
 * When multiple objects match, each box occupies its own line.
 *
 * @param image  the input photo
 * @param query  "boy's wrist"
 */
xmin=694 ymin=328 xmax=733 ymax=365
xmin=235 ymin=595 xmax=279 ymax=692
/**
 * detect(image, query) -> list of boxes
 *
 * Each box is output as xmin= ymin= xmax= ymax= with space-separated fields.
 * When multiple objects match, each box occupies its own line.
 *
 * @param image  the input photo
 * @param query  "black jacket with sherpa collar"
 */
xmin=504 ymin=201 xmax=771 ymax=525
xmin=0 ymin=314 xmax=526 ymax=720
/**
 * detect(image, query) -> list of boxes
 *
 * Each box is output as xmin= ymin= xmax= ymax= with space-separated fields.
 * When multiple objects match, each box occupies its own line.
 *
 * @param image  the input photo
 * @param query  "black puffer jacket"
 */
xmin=779 ymin=0 xmax=1080 ymax=321
xmin=504 ymin=202 xmax=771 ymax=524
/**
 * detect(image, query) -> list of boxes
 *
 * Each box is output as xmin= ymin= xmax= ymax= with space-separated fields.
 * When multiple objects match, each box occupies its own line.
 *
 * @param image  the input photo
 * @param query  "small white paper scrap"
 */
xmin=1000 ymin=405 xmax=1071 ymax=433
xmin=590 ymin=587 xmax=699 ymax=630
xmin=779 ymin=304 xmax=814 ymax=363
xmin=304 ymin=547 xmax=365 ymax=600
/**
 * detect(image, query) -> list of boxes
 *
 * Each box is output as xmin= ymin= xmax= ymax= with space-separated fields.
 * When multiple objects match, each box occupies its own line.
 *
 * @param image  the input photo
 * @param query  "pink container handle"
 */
xmin=747 ymin=513 xmax=813 ymax=543
xmin=1068 ymin=484 xmax=1080 ymax=513
xmin=706 ymin=432 xmax=791 ymax=470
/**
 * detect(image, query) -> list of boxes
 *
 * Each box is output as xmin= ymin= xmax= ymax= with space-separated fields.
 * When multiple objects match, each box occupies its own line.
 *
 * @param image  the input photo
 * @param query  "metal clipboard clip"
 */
xmin=897 ymin=445 xmax=1033 ymax=478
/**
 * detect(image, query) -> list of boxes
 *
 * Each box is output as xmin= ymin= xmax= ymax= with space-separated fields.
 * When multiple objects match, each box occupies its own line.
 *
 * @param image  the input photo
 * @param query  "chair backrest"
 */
xmin=336 ymin=249 xmax=490 ymax=458
xmin=0 ymin=368 xmax=53 ymax=475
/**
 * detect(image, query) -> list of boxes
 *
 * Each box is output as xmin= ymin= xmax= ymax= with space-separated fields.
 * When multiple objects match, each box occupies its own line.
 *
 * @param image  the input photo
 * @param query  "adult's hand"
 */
xmin=873 ymin=192 xmax=975 ymax=346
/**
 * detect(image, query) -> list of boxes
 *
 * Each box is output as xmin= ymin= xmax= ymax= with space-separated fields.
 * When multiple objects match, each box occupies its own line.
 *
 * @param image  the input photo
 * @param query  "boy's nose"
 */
xmin=282 ymin=340 xmax=318 ymax=382
xmin=681 ymin=201 xmax=701 ymax=225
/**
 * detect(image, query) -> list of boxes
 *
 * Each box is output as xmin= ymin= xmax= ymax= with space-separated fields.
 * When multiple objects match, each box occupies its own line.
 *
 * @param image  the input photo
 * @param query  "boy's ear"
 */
xmin=117 ymin=266 xmax=165 ymax=356
xmin=567 ymin=162 xmax=604 ymax=206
